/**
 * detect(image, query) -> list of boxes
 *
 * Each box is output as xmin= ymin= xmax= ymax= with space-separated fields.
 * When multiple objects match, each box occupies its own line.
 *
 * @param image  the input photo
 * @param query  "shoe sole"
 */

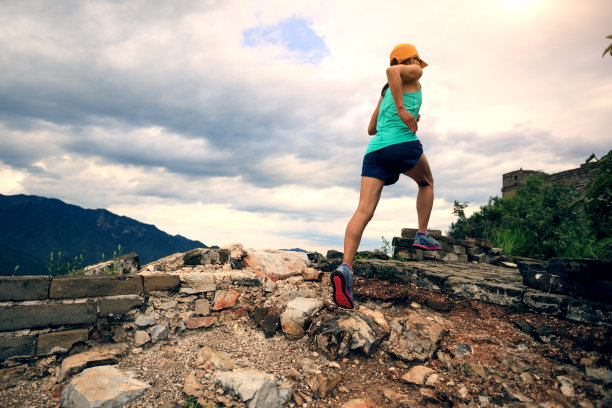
xmin=330 ymin=271 xmax=354 ymax=309
xmin=413 ymin=244 xmax=441 ymax=250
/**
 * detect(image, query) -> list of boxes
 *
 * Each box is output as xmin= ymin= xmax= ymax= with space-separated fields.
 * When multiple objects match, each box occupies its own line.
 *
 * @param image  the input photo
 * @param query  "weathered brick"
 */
xmin=98 ymin=295 xmax=143 ymax=317
xmin=547 ymin=257 xmax=612 ymax=281
xmin=468 ymin=253 xmax=489 ymax=263
xmin=0 ymin=276 xmax=50 ymax=301
xmin=400 ymin=229 xmax=442 ymax=239
xmin=443 ymin=276 xmax=525 ymax=307
xmin=393 ymin=247 xmax=423 ymax=261
xmin=416 ymin=271 xmax=450 ymax=289
xmin=0 ymin=302 xmax=97 ymax=331
xmin=50 ymin=275 xmax=143 ymax=299
xmin=392 ymin=237 xmax=413 ymax=248
xmin=180 ymin=273 xmax=216 ymax=294
xmin=400 ymin=229 xmax=418 ymax=239
xmin=451 ymin=245 xmax=466 ymax=255
xmin=36 ymin=329 xmax=89 ymax=356
xmin=523 ymin=291 xmax=569 ymax=315
xmin=566 ymin=299 xmax=612 ymax=327
xmin=142 ymin=274 xmax=180 ymax=292
xmin=439 ymin=241 xmax=452 ymax=252
xmin=424 ymin=251 xmax=447 ymax=261
xmin=467 ymin=246 xmax=484 ymax=256
xmin=0 ymin=335 xmax=36 ymax=360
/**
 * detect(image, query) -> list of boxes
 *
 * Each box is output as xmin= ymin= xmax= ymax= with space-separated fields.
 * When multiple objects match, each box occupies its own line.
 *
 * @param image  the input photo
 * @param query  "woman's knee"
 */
xmin=416 ymin=175 xmax=434 ymax=188
xmin=356 ymin=205 xmax=375 ymax=222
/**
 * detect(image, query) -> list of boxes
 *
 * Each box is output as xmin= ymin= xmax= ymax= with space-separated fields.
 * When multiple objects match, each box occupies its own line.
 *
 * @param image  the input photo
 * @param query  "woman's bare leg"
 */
xmin=342 ymin=177 xmax=385 ymax=267
xmin=403 ymin=153 xmax=434 ymax=233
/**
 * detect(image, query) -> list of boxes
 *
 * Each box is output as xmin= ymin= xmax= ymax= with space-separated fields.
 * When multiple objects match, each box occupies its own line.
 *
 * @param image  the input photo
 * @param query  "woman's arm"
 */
xmin=368 ymin=96 xmax=383 ymax=135
xmin=385 ymin=65 xmax=422 ymax=132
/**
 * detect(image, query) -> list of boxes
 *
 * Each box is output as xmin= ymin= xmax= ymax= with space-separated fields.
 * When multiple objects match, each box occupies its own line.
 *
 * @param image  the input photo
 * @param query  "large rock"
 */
xmin=134 ymin=331 xmax=151 ymax=347
xmin=59 ymin=347 xmax=126 ymax=381
xmin=195 ymin=299 xmax=210 ymax=316
xmin=151 ymin=324 xmax=168 ymax=342
xmin=183 ymin=248 xmax=231 ymax=266
xmin=61 ymin=365 xmax=149 ymax=407
xmin=585 ymin=367 xmax=612 ymax=384
xmin=196 ymin=346 xmax=236 ymax=371
xmin=212 ymin=289 xmax=242 ymax=311
xmin=315 ymin=312 xmax=387 ymax=359
xmin=223 ymin=243 xmax=248 ymax=269
xmin=519 ymin=262 xmax=570 ymax=294
xmin=519 ymin=258 xmax=612 ymax=302
xmin=386 ymin=311 xmax=447 ymax=363
xmin=135 ymin=313 xmax=156 ymax=328
xmin=183 ymin=372 xmax=205 ymax=398
xmin=357 ymin=307 xmax=390 ymax=333
xmin=401 ymin=365 xmax=433 ymax=385
xmin=214 ymin=369 xmax=292 ymax=408
xmin=242 ymin=249 xmax=308 ymax=281
xmin=280 ymin=297 xmax=322 ymax=337
xmin=308 ymin=371 xmax=342 ymax=398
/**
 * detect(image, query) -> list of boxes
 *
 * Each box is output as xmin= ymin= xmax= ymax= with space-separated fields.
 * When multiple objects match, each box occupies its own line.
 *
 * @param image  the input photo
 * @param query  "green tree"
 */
xmin=449 ymin=176 xmax=597 ymax=259
xmin=578 ymin=150 xmax=612 ymax=259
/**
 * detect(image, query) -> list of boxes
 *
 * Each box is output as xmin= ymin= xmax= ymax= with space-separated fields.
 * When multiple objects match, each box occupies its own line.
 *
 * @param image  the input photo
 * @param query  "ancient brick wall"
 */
xmin=501 ymin=162 xmax=595 ymax=198
xmin=0 ymin=274 xmax=179 ymax=360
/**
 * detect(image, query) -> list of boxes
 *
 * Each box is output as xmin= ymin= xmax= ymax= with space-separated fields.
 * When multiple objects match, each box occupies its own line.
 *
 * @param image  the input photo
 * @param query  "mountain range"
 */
xmin=0 ymin=194 xmax=209 ymax=276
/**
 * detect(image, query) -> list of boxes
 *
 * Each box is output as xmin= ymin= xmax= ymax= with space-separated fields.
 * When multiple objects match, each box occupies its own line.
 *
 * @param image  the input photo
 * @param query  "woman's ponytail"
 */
xmin=381 ymin=83 xmax=389 ymax=96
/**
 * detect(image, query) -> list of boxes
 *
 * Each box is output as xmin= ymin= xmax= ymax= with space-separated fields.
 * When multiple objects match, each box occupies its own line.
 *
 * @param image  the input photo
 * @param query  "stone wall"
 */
xmin=392 ymin=229 xmax=508 ymax=266
xmin=0 ymin=246 xmax=315 ymax=364
xmin=501 ymin=162 xmax=595 ymax=198
xmin=0 ymin=274 xmax=179 ymax=361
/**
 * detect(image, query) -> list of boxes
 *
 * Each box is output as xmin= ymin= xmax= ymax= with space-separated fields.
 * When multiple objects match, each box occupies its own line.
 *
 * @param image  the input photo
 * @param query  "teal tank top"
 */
xmin=365 ymin=86 xmax=422 ymax=154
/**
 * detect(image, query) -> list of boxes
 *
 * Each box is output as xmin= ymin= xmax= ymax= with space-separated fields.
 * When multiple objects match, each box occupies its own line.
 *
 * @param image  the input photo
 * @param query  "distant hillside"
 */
xmin=0 ymin=194 xmax=209 ymax=276
xmin=279 ymin=248 xmax=309 ymax=253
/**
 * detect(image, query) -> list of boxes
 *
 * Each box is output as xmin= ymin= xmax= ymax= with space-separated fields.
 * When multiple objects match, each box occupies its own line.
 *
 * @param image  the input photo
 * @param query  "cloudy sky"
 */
xmin=1 ymin=0 xmax=610 ymax=253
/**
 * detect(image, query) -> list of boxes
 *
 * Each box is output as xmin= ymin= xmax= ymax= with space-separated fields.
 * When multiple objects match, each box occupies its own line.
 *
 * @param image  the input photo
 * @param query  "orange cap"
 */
xmin=389 ymin=43 xmax=428 ymax=68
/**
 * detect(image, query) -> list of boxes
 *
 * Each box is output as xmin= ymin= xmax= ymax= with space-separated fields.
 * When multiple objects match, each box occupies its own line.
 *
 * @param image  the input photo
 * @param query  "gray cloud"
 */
xmin=1 ymin=0 xmax=610 ymax=250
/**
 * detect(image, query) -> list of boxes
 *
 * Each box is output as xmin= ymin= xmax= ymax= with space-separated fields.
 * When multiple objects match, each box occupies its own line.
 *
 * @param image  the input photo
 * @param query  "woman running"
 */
xmin=331 ymin=43 xmax=441 ymax=309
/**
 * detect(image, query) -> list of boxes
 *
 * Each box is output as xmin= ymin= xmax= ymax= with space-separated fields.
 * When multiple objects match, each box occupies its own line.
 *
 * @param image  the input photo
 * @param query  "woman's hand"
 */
xmin=397 ymin=107 xmax=418 ymax=133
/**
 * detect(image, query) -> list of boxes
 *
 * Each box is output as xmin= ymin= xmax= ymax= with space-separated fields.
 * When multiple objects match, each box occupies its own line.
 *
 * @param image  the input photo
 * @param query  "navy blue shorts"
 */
xmin=361 ymin=140 xmax=423 ymax=186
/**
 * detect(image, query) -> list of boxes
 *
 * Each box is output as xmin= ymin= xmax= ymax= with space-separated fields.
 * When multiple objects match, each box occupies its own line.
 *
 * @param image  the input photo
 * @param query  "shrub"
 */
xmin=375 ymin=265 xmax=403 ymax=283
xmin=449 ymin=169 xmax=608 ymax=260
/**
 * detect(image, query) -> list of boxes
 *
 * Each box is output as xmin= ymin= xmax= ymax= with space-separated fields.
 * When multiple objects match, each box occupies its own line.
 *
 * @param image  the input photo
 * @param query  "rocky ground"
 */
xmin=1 ymin=262 xmax=611 ymax=408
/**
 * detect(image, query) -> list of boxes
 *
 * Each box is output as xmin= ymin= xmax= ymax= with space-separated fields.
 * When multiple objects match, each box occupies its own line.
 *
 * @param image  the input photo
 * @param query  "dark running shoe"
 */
xmin=413 ymin=232 xmax=441 ymax=250
xmin=330 ymin=263 xmax=354 ymax=309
